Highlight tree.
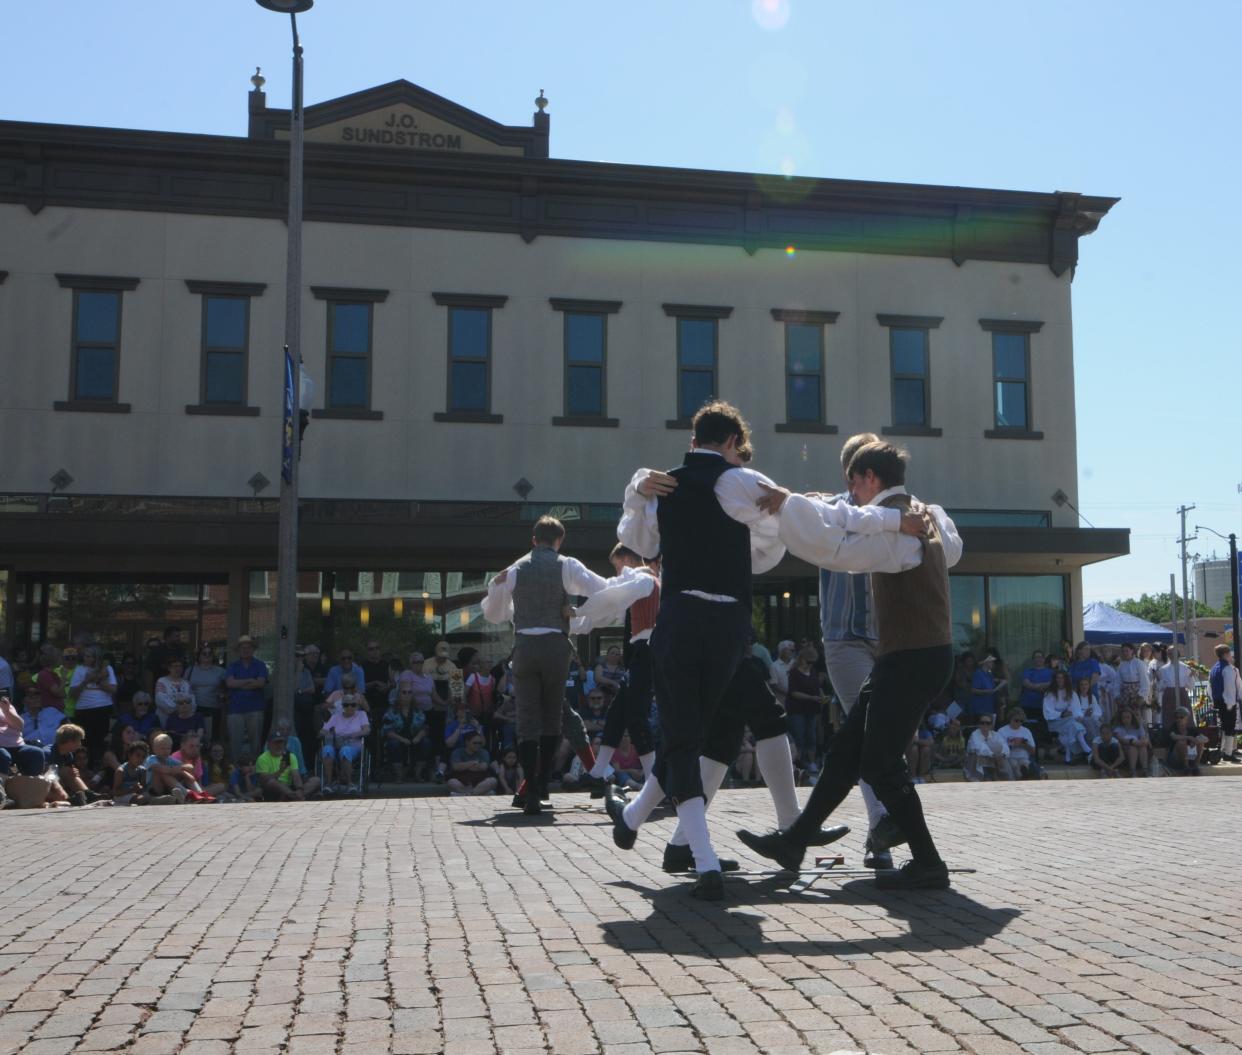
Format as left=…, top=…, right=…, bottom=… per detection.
left=1113, top=592, right=1235, bottom=624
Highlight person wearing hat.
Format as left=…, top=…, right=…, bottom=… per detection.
left=254, top=729, right=319, bottom=800
left=969, top=652, right=1007, bottom=722
left=225, top=635, right=268, bottom=763
left=55, top=646, right=80, bottom=719
left=482, top=515, right=609, bottom=816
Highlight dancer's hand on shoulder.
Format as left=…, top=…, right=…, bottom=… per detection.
left=899, top=512, right=928, bottom=537
left=637, top=470, right=677, bottom=497
left=755, top=482, right=790, bottom=514
left=492, top=569, right=508, bottom=586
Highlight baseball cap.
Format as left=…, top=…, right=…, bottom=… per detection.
left=237, top=634, right=254, bottom=645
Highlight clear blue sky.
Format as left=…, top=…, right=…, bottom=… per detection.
left=5, top=0, right=1238, bottom=606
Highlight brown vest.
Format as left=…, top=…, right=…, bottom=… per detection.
left=870, top=492, right=952, bottom=656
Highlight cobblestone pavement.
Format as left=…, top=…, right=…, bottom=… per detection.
left=4, top=779, right=1241, bottom=1055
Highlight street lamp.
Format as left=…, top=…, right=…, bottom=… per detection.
left=256, top=0, right=312, bottom=729
left=1196, top=524, right=1240, bottom=656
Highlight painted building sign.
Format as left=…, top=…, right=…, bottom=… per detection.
left=301, top=103, right=524, bottom=156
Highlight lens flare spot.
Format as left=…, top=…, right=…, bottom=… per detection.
left=785, top=244, right=797, bottom=257
left=752, top=0, right=791, bottom=30
left=780, top=157, right=796, bottom=177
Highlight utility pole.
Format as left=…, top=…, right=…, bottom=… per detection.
left=1177, top=505, right=1196, bottom=665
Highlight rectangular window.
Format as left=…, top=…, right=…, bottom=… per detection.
left=202, top=296, right=249, bottom=404
left=432, top=292, right=508, bottom=422
left=72, top=291, right=121, bottom=401
left=327, top=301, right=373, bottom=410
left=992, top=332, right=1030, bottom=429
left=785, top=323, right=823, bottom=423
left=677, top=319, right=716, bottom=420
left=877, top=314, right=942, bottom=434
left=565, top=312, right=606, bottom=417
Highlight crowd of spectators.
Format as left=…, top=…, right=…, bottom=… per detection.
left=2, top=626, right=1235, bottom=809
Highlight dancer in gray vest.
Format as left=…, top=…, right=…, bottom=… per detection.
left=483, top=516, right=608, bottom=815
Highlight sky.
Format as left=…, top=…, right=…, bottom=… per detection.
left=4, top=0, right=1239, bottom=606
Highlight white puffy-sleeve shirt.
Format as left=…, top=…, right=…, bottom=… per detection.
left=778, top=486, right=963, bottom=574
left=569, top=566, right=657, bottom=635
left=481, top=554, right=609, bottom=629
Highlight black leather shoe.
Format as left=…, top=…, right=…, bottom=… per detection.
left=689, top=870, right=724, bottom=901
left=605, top=785, right=637, bottom=850
left=805, top=824, right=851, bottom=846
left=737, top=829, right=806, bottom=872
left=661, top=843, right=739, bottom=873
left=511, top=794, right=523, bottom=809
left=863, top=833, right=893, bottom=870
left=874, top=859, right=950, bottom=890
left=868, top=815, right=908, bottom=852
left=523, top=797, right=542, bottom=816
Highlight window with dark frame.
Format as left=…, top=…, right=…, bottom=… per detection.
left=54, top=274, right=139, bottom=411
left=662, top=304, right=731, bottom=426
left=549, top=297, right=622, bottom=426
left=770, top=308, right=839, bottom=431
left=980, top=318, right=1043, bottom=438
left=326, top=302, right=372, bottom=410
left=185, top=280, right=265, bottom=414
left=432, top=292, right=508, bottom=423
left=877, top=313, right=943, bottom=435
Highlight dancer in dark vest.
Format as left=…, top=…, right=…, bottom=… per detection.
left=738, top=441, right=964, bottom=889
left=482, top=516, right=607, bottom=815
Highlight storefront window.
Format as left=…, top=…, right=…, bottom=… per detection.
left=989, top=575, right=1066, bottom=683
left=950, top=576, right=986, bottom=657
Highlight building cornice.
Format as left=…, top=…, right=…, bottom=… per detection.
left=0, top=119, right=1118, bottom=274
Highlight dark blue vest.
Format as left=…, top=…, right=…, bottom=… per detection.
left=656, top=452, right=751, bottom=600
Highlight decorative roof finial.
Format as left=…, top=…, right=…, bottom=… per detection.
left=251, top=66, right=266, bottom=91
left=534, top=89, right=548, bottom=112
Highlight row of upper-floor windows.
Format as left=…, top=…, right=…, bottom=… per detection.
left=36, top=276, right=1046, bottom=437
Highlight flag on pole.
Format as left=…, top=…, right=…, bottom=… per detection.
left=281, top=347, right=295, bottom=484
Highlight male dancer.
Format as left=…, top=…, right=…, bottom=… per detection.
left=739, top=441, right=964, bottom=889
left=482, top=515, right=607, bottom=815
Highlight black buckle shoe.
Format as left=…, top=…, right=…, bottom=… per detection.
left=689, top=870, right=724, bottom=901
left=863, top=833, right=894, bottom=870
left=737, top=829, right=806, bottom=872
left=805, top=824, right=851, bottom=846
left=661, top=843, right=739, bottom=873
left=874, top=859, right=950, bottom=890
left=605, top=785, right=637, bottom=850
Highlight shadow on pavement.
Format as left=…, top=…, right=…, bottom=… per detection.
left=600, top=877, right=1021, bottom=957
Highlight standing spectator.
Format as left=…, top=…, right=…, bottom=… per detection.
left=225, top=635, right=268, bottom=763
left=255, top=731, right=319, bottom=800
left=321, top=696, right=370, bottom=793
left=113, top=653, right=141, bottom=714
left=1097, top=652, right=1120, bottom=723
left=68, top=645, right=117, bottom=765
left=447, top=732, right=496, bottom=796
left=55, top=647, right=81, bottom=718
left=1069, top=641, right=1102, bottom=704
left=1114, top=705, right=1152, bottom=777
left=951, top=652, right=977, bottom=716
left=20, top=688, right=63, bottom=747
left=164, top=697, right=206, bottom=750
left=785, top=645, right=824, bottom=776
left=999, top=708, right=1039, bottom=779
left=1137, top=643, right=1157, bottom=726
left=188, top=644, right=226, bottom=745
left=1165, top=707, right=1207, bottom=774
left=323, top=648, right=365, bottom=698
left=1090, top=722, right=1125, bottom=778
left=769, top=640, right=795, bottom=711
left=1044, top=669, right=1092, bottom=762
left=750, top=629, right=774, bottom=675
left=34, top=648, right=66, bottom=718
left=359, top=640, right=391, bottom=717
left=382, top=686, right=430, bottom=781
left=398, top=651, right=434, bottom=709
left=594, top=645, right=626, bottom=696
left=1209, top=643, right=1241, bottom=763
left=464, top=655, right=497, bottom=723
left=145, top=626, right=187, bottom=694
left=1018, top=651, right=1053, bottom=718
left=969, top=653, right=1006, bottom=721
left=964, top=715, right=1010, bottom=780
left=154, top=657, right=193, bottom=728
left=0, top=694, right=50, bottom=780
left=1116, top=643, right=1146, bottom=715
left=293, top=645, right=323, bottom=753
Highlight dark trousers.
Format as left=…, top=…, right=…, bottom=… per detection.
left=512, top=634, right=573, bottom=740
left=650, top=594, right=750, bottom=803
left=600, top=639, right=655, bottom=755
left=703, top=655, right=788, bottom=765
left=1217, top=702, right=1238, bottom=736
left=77, top=707, right=113, bottom=767
left=293, top=694, right=320, bottom=757
left=788, top=645, right=954, bottom=861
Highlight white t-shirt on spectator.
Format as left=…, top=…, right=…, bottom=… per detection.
left=966, top=728, right=1008, bottom=759
left=70, top=665, right=117, bottom=711
left=1157, top=661, right=1194, bottom=691
left=1000, top=724, right=1035, bottom=763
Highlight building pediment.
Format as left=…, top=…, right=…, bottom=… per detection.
left=249, top=78, right=548, bottom=158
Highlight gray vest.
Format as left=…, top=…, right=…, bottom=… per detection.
left=512, top=546, right=569, bottom=633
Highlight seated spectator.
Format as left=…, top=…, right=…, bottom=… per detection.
left=101, top=722, right=141, bottom=787
left=270, top=718, right=309, bottom=780
left=323, top=672, right=370, bottom=719
left=51, top=724, right=92, bottom=806
left=444, top=704, right=482, bottom=755
left=171, top=732, right=213, bottom=801
left=1165, top=707, right=1208, bottom=776
left=112, top=742, right=150, bottom=805
left=126, top=693, right=160, bottom=741
left=229, top=755, right=263, bottom=802
left=905, top=721, right=934, bottom=784
left=0, top=693, right=54, bottom=782
left=610, top=733, right=644, bottom=791
left=21, top=687, right=64, bottom=747
left=1114, top=705, right=1152, bottom=777
left=3, top=745, right=69, bottom=809
left=1076, top=676, right=1103, bottom=741
left=1044, top=669, right=1092, bottom=762
left=492, top=673, right=517, bottom=751
left=1090, top=722, right=1125, bottom=778
left=154, top=658, right=194, bottom=728
left=146, top=732, right=198, bottom=803
left=594, top=645, right=626, bottom=696
left=581, top=688, right=609, bottom=737
left=999, top=708, right=1040, bottom=779
left=447, top=732, right=497, bottom=796
left=164, top=696, right=207, bottom=750
left=382, top=687, right=430, bottom=781
left=491, top=747, right=522, bottom=798
left=934, top=716, right=966, bottom=770
left=74, top=745, right=109, bottom=798
left=321, top=696, right=370, bottom=793
left=965, top=715, right=1010, bottom=781
left=203, top=741, right=233, bottom=800
left=733, top=727, right=757, bottom=786
left=256, top=731, right=319, bottom=800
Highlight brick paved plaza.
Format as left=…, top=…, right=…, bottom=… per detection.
left=4, top=780, right=1241, bottom=1055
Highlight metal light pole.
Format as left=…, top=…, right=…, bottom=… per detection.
left=1196, top=524, right=1241, bottom=661
left=257, top=0, right=313, bottom=729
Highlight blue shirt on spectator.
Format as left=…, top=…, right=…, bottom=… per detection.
left=226, top=658, right=269, bottom=715
left=323, top=663, right=364, bottom=697
left=1019, top=666, right=1054, bottom=710
left=22, top=707, right=63, bottom=746
left=1069, top=657, right=1102, bottom=698
left=969, top=669, right=999, bottom=716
